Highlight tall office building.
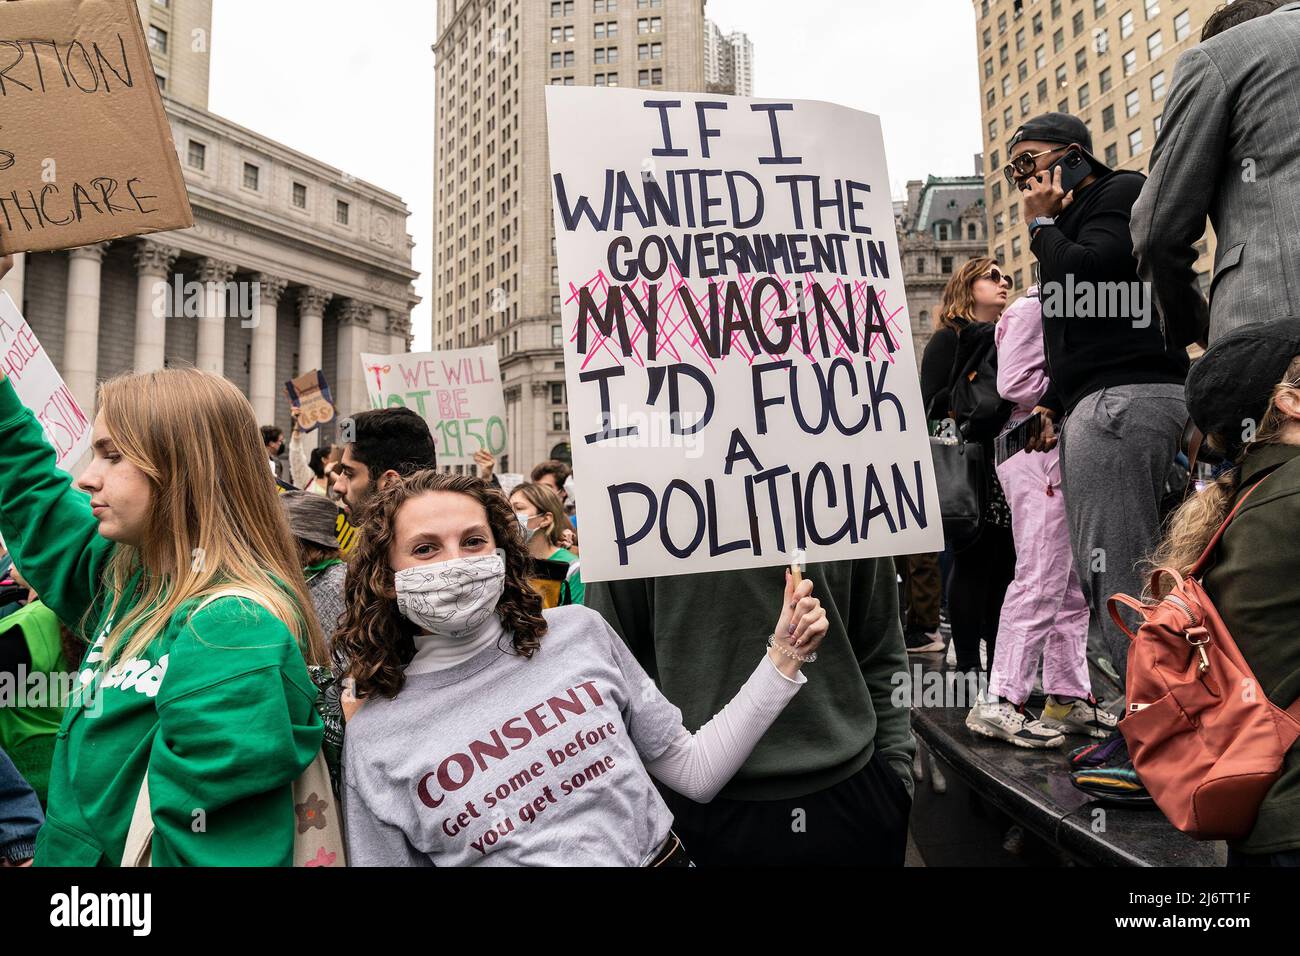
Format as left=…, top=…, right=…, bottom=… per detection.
left=0, top=0, right=419, bottom=451
left=973, top=0, right=1219, bottom=293
left=704, top=17, right=753, bottom=95
left=433, top=0, right=708, bottom=474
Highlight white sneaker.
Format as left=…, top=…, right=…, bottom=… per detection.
left=965, top=699, right=1065, bottom=749
left=1039, top=696, right=1119, bottom=738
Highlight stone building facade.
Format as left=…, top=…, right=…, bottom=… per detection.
left=433, top=0, right=710, bottom=475
left=896, top=173, right=989, bottom=363
left=0, top=0, right=419, bottom=458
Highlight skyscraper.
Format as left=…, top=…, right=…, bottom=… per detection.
left=432, top=0, right=709, bottom=473
left=973, top=0, right=1219, bottom=294
left=704, top=17, right=753, bottom=95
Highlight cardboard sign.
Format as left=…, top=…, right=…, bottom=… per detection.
left=0, top=0, right=195, bottom=255
left=546, top=87, right=942, bottom=582
left=286, top=369, right=335, bottom=431
left=360, top=346, right=508, bottom=468
left=0, top=291, right=92, bottom=470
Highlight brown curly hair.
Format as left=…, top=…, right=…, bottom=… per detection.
left=333, top=471, right=547, bottom=700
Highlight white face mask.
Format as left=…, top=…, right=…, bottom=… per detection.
left=394, top=552, right=506, bottom=637
left=516, top=512, right=539, bottom=541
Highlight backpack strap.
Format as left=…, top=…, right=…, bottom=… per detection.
left=1188, top=469, right=1276, bottom=578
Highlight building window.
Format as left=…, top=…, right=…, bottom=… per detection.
left=1144, top=0, right=1160, bottom=20
left=1105, top=142, right=1119, bottom=166
left=993, top=181, right=1002, bottom=202
left=552, top=412, right=569, bottom=432
left=336, top=200, right=350, bottom=225
left=1072, top=10, right=1084, bottom=37
left=1002, top=75, right=1012, bottom=96
left=1033, top=12, right=1043, bottom=34
left=154, top=72, right=166, bottom=91
left=998, top=11, right=1008, bottom=33
left=1017, top=60, right=1028, bottom=82
left=1123, top=49, right=1137, bottom=76
left=1037, top=78, right=1048, bottom=102
left=1004, top=106, right=1014, bottom=128
left=989, top=118, right=997, bottom=140
left=1055, top=64, right=1068, bottom=89
left=984, top=57, right=994, bottom=79
left=1077, top=82, right=1090, bottom=110
left=1020, top=92, right=1031, bottom=116
left=1034, top=44, right=1046, bottom=69
left=551, top=324, right=563, bottom=347
left=987, top=88, right=996, bottom=108
left=1075, top=48, right=1087, bottom=74
left=550, top=1, right=574, bottom=15
left=1051, top=0, right=1061, bottom=18
left=1053, top=27, right=1064, bottom=53
left=1147, top=30, right=1163, bottom=59
left=935, top=222, right=951, bottom=241
left=984, top=27, right=992, bottom=48
left=1126, top=88, right=1141, bottom=117
left=594, top=0, right=618, bottom=11
left=637, top=16, right=662, bottom=33
left=941, top=256, right=954, bottom=274
left=999, top=43, right=1009, bottom=65
left=1174, top=9, right=1192, bottom=42
left=1154, top=113, right=1164, bottom=137
left=551, top=383, right=565, bottom=405
left=186, top=140, right=206, bottom=170
left=916, top=257, right=926, bottom=273
left=242, top=162, right=260, bottom=191
left=292, top=182, right=307, bottom=208
left=638, top=68, right=662, bottom=86
left=638, top=42, right=662, bottom=59
left=1016, top=27, right=1026, bottom=51
left=1012, top=235, right=1023, bottom=257
left=1094, top=0, right=1106, bottom=14
left=994, top=213, right=1004, bottom=235
left=968, top=223, right=978, bottom=240
left=1102, top=104, right=1115, bottom=131
left=636, top=0, right=662, bottom=6
left=1099, top=66, right=1113, bottom=94
left=1009, top=202, right=1019, bottom=225
left=551, top=295, right=562, bottom=313
left=147, top=25, right=168, bottom=53
left=1129, top=128, right=1144, bottom=156
left=1151, top=70, right=1166, bottom=101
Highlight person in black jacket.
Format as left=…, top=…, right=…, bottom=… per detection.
left=920, top=257, right=1018, bottom=684
left=1005, top=113, right=1188, bottom=694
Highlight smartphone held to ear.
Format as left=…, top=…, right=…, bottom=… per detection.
left=1023, top=146, right=1093, bottom=194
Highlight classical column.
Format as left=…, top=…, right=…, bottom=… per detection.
left=385, top=310, right=413, bottom=355
left=297, top=287, right=332, bottom=375
left=0, top=252, right=25, bottom=307
left=335, top=299, right=371, bottom=420
left=249, top=274, right=288, bottom=424
left=530, top=380, right=551, bottom=474
left=132, top=241, right=178, bottom=373
left=196, top=258, right=236, bottom=375
left=63, top=243, right=110, bottom=415
left=503, top=383, right=522, bottom=473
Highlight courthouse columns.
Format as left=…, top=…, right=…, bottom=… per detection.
left=132, top=241, right=179, bottom=373
left=297, top=287, right=332, bottom=375
left=385, top=310, right=413, bottom=356
left=249, top=274, right=288, bottom=424
left=335, top=299, right=371, bottom=421
left=196, top=258, right=236, bottom=375
left=63, top=243, right=110, bottom=415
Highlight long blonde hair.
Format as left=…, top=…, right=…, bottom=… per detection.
left=1147, top=355, right=1300, bottom=596
left=935, top=256, right=999, bottom=331
left=510, top=481, right=576, bottom=550
left=91, top=368, right=326, bottom=667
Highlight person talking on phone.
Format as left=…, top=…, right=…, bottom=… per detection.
left=1006, top=113, right=1188, bottom=696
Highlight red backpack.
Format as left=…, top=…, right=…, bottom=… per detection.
left=1108, top=475, right=1300, bottom=840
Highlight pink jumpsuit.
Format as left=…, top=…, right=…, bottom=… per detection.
left=988, top=288, right=1093, bottom=705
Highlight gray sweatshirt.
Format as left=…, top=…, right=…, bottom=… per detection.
left=342, top=604, right=799, bottom=866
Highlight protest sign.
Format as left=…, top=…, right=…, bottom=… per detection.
left=360, top=346, right=508, bottom=468
left=0, top=0, right=195, bottom=255
left=285, top=369, right=335, bottom=431
left=546, top=87, right=942, bottom=582
left=0, top=291, right=92, bottom=471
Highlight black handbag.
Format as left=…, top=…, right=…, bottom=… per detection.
left=929, top=436, right=986, bottom=553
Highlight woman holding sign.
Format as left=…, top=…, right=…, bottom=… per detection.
left=335, top=472, right=826, bottom=866
left=0, top=272, right=329, bottom=865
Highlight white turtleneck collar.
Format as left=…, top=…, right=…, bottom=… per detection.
left=405, top=612, right=506, bottom=675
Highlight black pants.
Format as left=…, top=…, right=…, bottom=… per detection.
left=948, top=523, right=1016, bottom=674
left=660, top=753, right=911, bottom=866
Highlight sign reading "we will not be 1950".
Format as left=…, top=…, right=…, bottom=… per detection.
left=546, top=87, right=942, bottom=583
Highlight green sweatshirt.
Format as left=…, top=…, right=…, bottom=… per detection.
left=0, top=599, right=68, bottom=804
left=0, top=377, right=323, bottom=867
left=584, top=559, right=915, bottom=801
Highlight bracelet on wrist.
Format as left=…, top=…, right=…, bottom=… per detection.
left=767, top=633, right=816, bottom=664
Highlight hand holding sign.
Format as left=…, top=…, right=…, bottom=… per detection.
left=767, top=571, right=827, bottom=678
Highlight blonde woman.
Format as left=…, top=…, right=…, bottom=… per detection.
left=0, top=352, right=326, bottom=866
left=509, top=481, right=582, bottom=605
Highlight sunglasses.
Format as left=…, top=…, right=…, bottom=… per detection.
left=1002, top=145, right=1068, bottom=187
left=981, top=266, right=1013, bottom=289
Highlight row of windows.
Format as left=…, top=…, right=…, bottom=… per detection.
left=550, top=0, right=661, bottom=13
left=548, top=41, right=661, bottom=67
left=556, top=69, right=659, bottom=86
left=185, top=140, right=351, bottom=225
left=987, top=65, right=1166, bottom=142
left=552, top=16, right=660, bottom=42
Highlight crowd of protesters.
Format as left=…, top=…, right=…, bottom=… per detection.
left=1, top=1, right=1299, bottom=869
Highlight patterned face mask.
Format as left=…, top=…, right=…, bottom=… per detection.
left=393, top=552, right=506, bottom=637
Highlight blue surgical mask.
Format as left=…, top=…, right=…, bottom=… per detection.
left=516, top=512, right=538, bottom=541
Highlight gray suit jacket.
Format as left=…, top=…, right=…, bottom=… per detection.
left=1131, top=2, right=1300, bottom=347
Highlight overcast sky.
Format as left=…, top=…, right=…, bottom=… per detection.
left=208, top=1, right=983, bottom=350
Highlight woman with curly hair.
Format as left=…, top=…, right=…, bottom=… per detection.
left=336, top=471, right=828, bottom=866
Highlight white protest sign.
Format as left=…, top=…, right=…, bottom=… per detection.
left=359, top=346, right=508, bottom=468
left=546, top=87, right=943, bottom=582
left=0, top=291, right=93, bottom=471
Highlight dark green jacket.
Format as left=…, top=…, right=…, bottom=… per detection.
left=1204, top=444, right=1300, bottom=854
left=585, top=559, right=915, bottom=801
